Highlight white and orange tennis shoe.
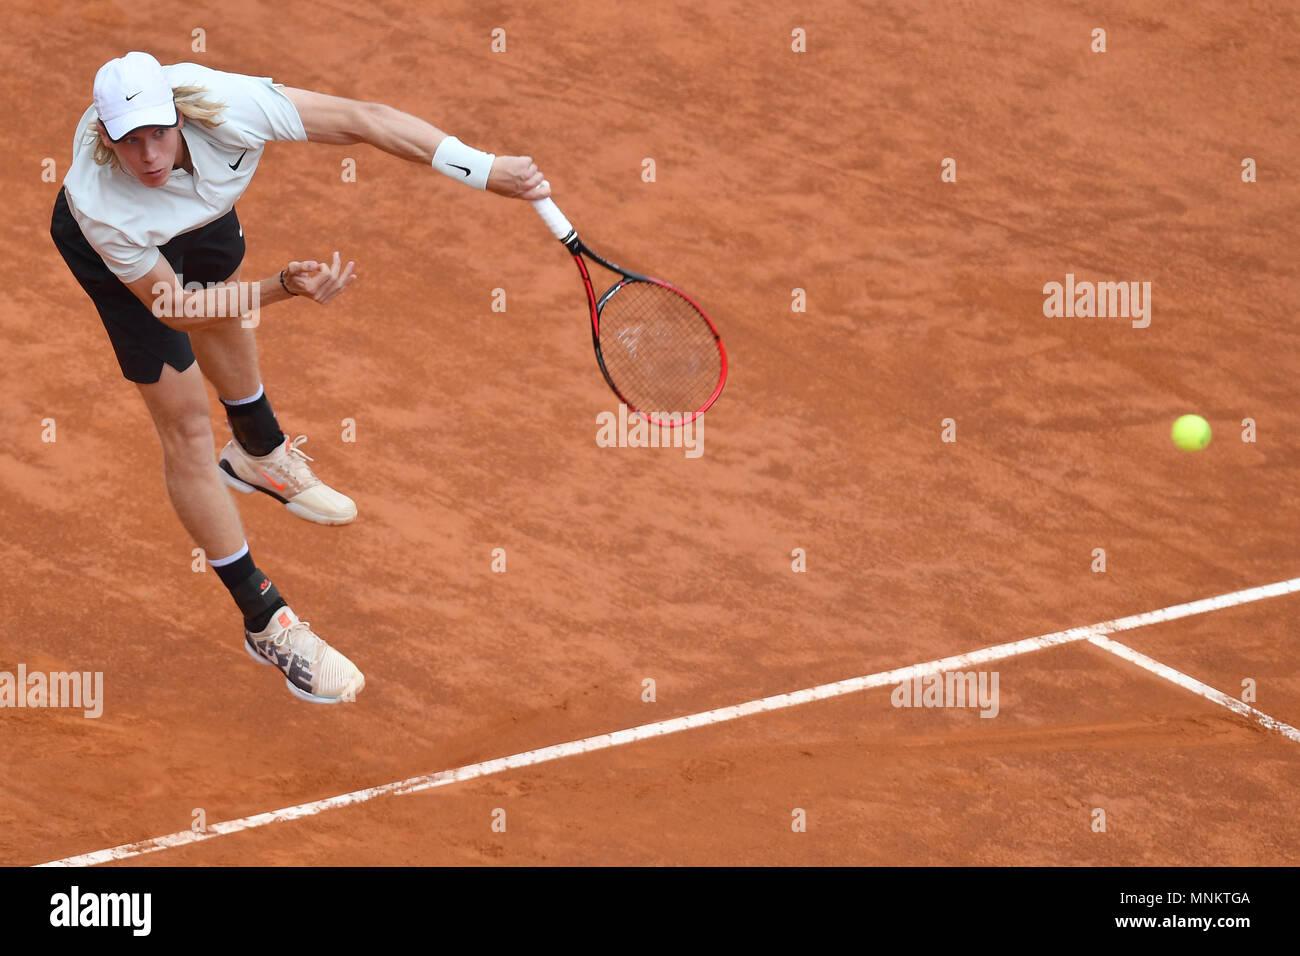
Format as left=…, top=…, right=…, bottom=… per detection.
left=218, top=434, right=357, bottom=525
left=245, top=606, right=365, bottom=704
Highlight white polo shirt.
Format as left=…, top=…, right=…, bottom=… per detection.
left=62, top=62, right=307, bottom=282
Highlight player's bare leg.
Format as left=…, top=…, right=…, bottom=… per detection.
left=134, top=353, right=363, bottom=703
left=192, top=265, right=357, bottom=525
left=188, top=266, right=261, bottom=401
left=136, top=360, right=245, bottom=557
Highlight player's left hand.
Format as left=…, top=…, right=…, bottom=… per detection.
left=488, top=155, right=550, bottom=200
left=285, top=251, right=357, bottom=304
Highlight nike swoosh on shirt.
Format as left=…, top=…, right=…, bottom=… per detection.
left=229, top=149, right=249, bottom=171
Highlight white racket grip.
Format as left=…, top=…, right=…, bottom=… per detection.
left=531, top=195, right=574, bottom=242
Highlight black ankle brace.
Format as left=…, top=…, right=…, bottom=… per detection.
left=222, top=392, right=286, bottom=457
left=230, top=568, right=285, bottom=624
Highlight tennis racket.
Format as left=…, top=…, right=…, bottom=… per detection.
left=532, top=196, right=727, bottom=427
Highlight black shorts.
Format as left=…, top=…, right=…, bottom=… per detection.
left=50, top=186, right=246, bottom=384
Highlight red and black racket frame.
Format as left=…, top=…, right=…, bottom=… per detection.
left=556, top=229, right=728, bottom=428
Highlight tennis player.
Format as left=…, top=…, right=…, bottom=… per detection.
left=50, top=51, right=549, bottom=703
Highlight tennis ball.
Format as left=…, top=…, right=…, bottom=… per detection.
left=1171, top=414, right=1211, bottom=451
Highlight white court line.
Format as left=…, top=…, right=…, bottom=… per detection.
left=35, top=575, right=1300, bottom=867
left=1087, top=635, right=1300, bottom=742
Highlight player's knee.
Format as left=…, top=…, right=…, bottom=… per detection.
left=156, top=411, right=215, bottom=467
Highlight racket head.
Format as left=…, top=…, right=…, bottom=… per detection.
left=589, top=274, right=727, bottom=428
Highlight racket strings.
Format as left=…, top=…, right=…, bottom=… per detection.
left=596, top=280, right=721, bottom=420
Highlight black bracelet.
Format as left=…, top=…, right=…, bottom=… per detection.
left=279, top=269, right=297, bottom=296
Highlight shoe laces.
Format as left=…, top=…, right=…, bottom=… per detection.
left=279, top=434, right=320, bottom=488
left=269, top=618, right=325, bottom=664
left=288, top=434, right=315, bottom=462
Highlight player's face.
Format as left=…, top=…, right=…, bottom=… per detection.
left=102, top=116, right=185, bottom=188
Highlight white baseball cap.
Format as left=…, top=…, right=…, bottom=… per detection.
left=93, top=51, right=178, bottom=141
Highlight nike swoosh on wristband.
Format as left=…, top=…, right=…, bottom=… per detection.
left=449, top=163, right=471, bottom=177
left=229, top=149, right=249, bottom=171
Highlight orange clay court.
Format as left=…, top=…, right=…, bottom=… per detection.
left=2, top=0, right=1299, bottom=866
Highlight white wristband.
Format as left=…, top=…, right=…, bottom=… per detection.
left=432, top=136, right=495, bottom=190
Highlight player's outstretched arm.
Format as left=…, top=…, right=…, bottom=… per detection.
left=122, top=251, right=357, bottom=331
left=279, top=87, right=550, bottom=201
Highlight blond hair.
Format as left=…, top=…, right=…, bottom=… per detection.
left=85, top=85, right=227, bottom=169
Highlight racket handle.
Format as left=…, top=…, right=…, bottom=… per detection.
left=531, top=194, right=575, bottom=243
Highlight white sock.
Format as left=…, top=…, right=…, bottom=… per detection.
left=221, top=383, right=264, bottom=406
left=210, top=542, right=250, bottom=566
